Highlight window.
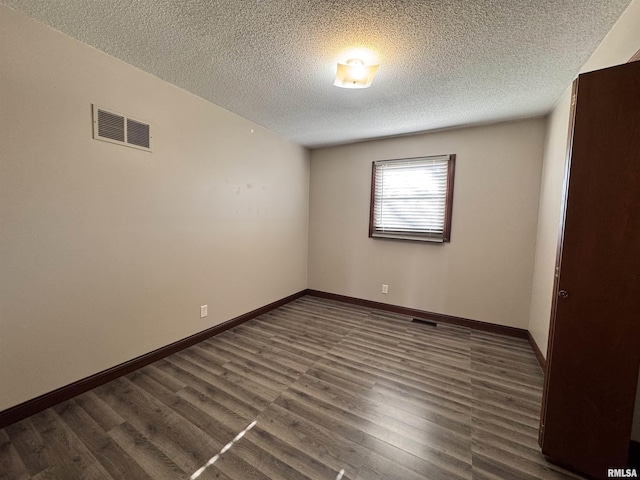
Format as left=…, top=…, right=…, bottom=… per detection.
left=369, top=154, right=456, bottom=243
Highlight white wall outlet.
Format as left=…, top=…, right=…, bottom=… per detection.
left=200, top=305, right=208, bottom=318
left=382, top=284, right=389, bottom=294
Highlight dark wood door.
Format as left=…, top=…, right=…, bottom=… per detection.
left=540, top=60, right=640, bottom=479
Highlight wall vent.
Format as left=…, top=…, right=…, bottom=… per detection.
left=92, top=105, right=151, bottom=152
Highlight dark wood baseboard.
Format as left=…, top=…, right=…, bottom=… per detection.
left=0, top=289, right=542, bottom=429
left=306, top=289, right=529, bottom=339
left=0, top=290, right=306, bottom=430
left=527, top=331, right=546, bottom=371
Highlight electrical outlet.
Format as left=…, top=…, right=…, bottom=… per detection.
left=200, top=305, right=208, bottom=318
left=382, top=284, right=389, bottom=294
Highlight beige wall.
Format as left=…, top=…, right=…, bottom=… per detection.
left=309, top=119, right=546, bottom=329
left=527, top=0, right=640, bottom=358
left=0, top=7, right=309, bottom=411
left=527, top=90, right=572, bottom=356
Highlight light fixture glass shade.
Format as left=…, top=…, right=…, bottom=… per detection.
left=334, top=59, right=379, bottom=89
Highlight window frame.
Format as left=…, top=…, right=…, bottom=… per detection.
left=368, top=154, right=456, bottom=243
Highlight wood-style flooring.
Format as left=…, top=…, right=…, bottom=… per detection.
left=0, top=296, right=584, bottom=479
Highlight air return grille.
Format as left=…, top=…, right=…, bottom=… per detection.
left=97, top=109, right=125, bottom=142
left=92, top=105, right=151, bottom=152
left=126, top=119, right=150, bottom=148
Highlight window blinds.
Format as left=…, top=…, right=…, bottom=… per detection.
left=371, top=155, right=453, bottom=242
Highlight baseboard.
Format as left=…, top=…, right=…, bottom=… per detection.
left=306, top=289, right=529, bottom=339
left=527, top=331, right=546, bottom=371
left=0, top=290, right=306, bottom=430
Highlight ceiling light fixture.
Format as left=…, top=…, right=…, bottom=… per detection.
left=334, top=58, right=379, bottom=89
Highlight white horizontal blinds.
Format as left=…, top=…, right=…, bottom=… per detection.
left=373, top=155, right=450, bottom=242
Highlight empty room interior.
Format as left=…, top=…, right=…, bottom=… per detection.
left=2, top=1, right=640, bottom=479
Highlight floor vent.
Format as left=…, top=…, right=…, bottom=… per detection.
left=92, top=105, right=151, bottom=152
left=412, top=318, right=437, bottom=327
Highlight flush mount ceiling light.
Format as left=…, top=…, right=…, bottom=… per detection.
left=334, top=58, right=379, bottom=89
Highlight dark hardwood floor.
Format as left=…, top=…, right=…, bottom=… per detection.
left=0, top=296, right=584, bottom=479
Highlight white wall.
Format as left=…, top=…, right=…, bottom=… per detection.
left=527, top=0, right=640, bottom=358
left=0, top=6, right=309, bottom=411
left=309, top=119, right=546, bottom=329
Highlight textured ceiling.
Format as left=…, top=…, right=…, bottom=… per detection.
left=2, top=0, right=633, bottom=147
